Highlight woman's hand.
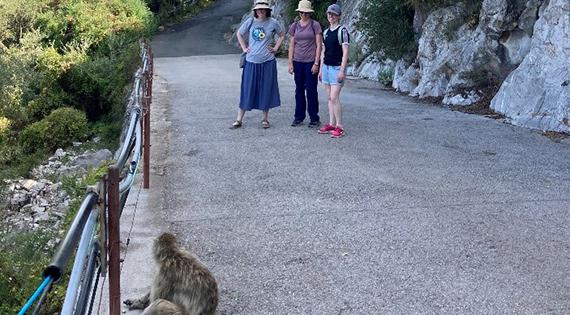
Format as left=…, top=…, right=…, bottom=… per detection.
left=337, top=69, right=346, bottom=83
left=268, top=45, right=279, bottom=54
left=288, top=62, right=294, bottom=75
left=242, top=46, right=250, bottom=53
left=311, top=64, right=319, bottom=75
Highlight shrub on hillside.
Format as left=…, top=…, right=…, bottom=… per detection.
left=65, top=46, right=136, bottom=121
left=44, top=107, right=89, bottom=152
left=0, top=117, right=10, bottom=142
left=38, top=0, right=153, bottom=50
left=358, top=0, right=416, bottom=61
left=19, top=121, right=48, bottom=154
left=19, top=107, right=88, bottom=154
left=0, top=31, right=45, bottom=130
left=358, top=0, right=483, bottom=61
left=0, top=0, right=47, bottom=47
left=0, top=230, right=61, bottom=315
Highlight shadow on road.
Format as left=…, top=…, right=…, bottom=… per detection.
left=152, top=0, right=251, bottom=57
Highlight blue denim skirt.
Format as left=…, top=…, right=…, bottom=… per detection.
left=239, top=59, right=281, bottom=111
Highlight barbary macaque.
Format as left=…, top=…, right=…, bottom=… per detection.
left=124, top=233, right=218, bottom=315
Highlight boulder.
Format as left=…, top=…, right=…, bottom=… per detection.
left=392, top=59, right=418, bottom=93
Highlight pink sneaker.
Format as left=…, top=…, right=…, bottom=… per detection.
left=318, top=123, right=335, bottom=134
left=330, top=127, right=345, bottom=138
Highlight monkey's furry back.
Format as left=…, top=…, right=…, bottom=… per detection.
left=151, top=233, right=218, bottom=315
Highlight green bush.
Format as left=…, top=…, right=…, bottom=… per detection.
left=0, top=230, right=59, bottom=315
left=378, top=68, right=394, bottom=86
left=358, top=0, right=483, bottom=61
left=19, top=120, right=49, bottom=154
left=358, top=0, right=416, bottom=61
left=44, top=107, right=89, bottom=151
left=0, top=31, right=44, bottom=129
left=26, top=87, right=70, bottom=122
left=65, top=46, right=136, bottom=121
left=0, top=0, right=48, bottom=47
left=19, top=107, right=88, bottom=154
left=37, top=0, right=153, bottom=50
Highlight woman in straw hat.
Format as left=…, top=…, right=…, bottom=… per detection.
left=230, top=0, right=285, bottom=129
left=288, top=0, right=323, bottom=128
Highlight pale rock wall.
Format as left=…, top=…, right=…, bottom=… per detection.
left=490, top=0, right=570, bottom=132
left=395, top=0, right=545, bottom=106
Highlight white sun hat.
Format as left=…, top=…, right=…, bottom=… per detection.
left=252, top=0, right=272, bottom=11
left=295, top=0, right=314, bottom=13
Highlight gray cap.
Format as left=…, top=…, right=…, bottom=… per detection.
left=327, top=3, right=341, bottom=15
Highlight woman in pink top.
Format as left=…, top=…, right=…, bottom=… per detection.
left=287, top=0, right=323, bottom=128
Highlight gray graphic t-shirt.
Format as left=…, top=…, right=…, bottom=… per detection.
left=239, top=17, right=283, bottom=64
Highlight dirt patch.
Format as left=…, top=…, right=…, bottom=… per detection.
left=542, top=131, right=570, bottom=143
left=450, top=101, right=504, bottom=119
left=450, top=85, right=504, bottom=119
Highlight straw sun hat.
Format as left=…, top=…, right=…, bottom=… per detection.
left=252, top=0, right=272, bottom=11
left=295, top=0, right=314, bottom=13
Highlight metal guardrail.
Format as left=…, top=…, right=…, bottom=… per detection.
left=18, top=39, right=153, bottom=315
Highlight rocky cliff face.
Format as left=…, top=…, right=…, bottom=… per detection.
left=490, top=0, right=570, bottom=133
left=392, top=0, right=545, bottom=105
left=276, top=0, right=568, bottom=133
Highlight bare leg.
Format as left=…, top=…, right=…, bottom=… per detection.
left=236, top=109, right=245, bottom=122
left=324, top=84, right=336, bottom=126
left=330, top=85, right=343, bottom=128
left=262, top=110, right=269, bottom=122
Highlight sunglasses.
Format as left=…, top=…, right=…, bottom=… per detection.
left=299, top=12, right=311, bottom=15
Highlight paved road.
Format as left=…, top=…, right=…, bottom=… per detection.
left=114, top=1, right=570, bottom=314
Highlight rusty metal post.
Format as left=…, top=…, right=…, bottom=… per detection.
left=143, top=44, right=153, bottom=189
left=143, top=78, right=151, bottom=189
left=107, top=166, right=121, bottom=315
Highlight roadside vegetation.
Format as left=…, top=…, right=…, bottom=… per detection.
left=0, top=0, right=213, bottom=313
left=358, top=0, right=482, bottom=61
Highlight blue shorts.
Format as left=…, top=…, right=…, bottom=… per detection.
left=322, top=65, right=344, bottom=86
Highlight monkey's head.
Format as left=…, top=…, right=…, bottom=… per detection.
left=153, top=232, right=178, bottom=260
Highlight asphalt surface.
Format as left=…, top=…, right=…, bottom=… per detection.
left=109, top=1, right=570, bottom=314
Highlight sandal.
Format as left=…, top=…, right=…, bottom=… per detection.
left=261, top=120, right=270, bottom=129
left=229, top=120, right=242, bottom=129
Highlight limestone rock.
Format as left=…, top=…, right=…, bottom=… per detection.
left=1, top=145, right=110, bottom=234
left=392, top=59, right=418, bottom=93
left=73, top=149, right=113, bottom=170
left=490, top=0, right=570, bottom=132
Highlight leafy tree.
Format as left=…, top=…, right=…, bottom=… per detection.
left=358, top=0, right=416, bottom=61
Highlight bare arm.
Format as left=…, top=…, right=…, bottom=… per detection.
left=288, top=36, right=295, bottom=74
left=338, top=44, right=349, bottom=82
left=312, top=33, right=323, bottom=74
left=270, top=31, right=285, bottom=53
left=237, top=31, right=248, bottom=53
left=318, top=41, right=325, bottom=82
